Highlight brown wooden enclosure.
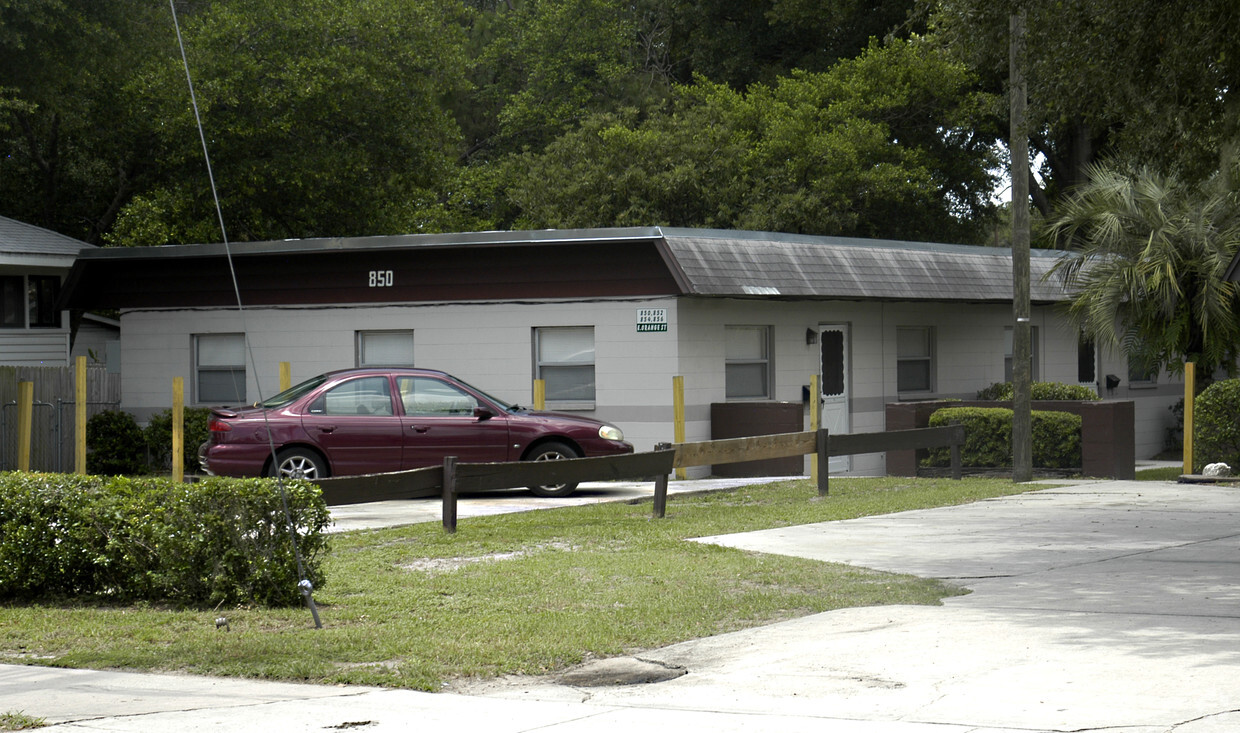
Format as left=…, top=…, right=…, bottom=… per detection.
left=885, top=400, right=1135, bottom=479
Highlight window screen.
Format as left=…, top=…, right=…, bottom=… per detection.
left=535, top=327, right=595, bottom=403
left=195, top=333, right=246, bottom=403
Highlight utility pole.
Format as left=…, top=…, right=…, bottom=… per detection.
left=1010, top=7, right=1032, bottom=482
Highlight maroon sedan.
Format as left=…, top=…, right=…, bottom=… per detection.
left=198, top=368, right=633, bottom=496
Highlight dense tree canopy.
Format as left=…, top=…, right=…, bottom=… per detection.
left=0, top=0, right=1237, bottom=250
left=504, top=39, right=1000, bottom=242
left=107, top=0, right=470, bottom=245
left=0, top=0, right=166, bottom=243
left=926, top=0, right=1240, bottom=215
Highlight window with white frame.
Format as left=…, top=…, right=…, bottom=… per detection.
left=194, top=333, right=246, bottom=404
left=1004, top=326, right=1039, bottom=382
left=725, top=325, right=772, bottom=399
left=897, top=326, right=935, bottom=392
left=1127, top=352, right=1159, bottom=385
left=1078, top=333, right=1096, bottom=384
left=357, top=330, right=414, bottom=367
left=0, top=274, right=60, bottom=328
left=534, top=326, right=595, bottom=405
left=28, top=275, right=60, bottom=328
left=0, top=276, right=21, bottom=328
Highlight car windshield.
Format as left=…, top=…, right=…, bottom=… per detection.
left=453, top=376, right=522, bottom=412
left=258, top=374, right=329, bottom=408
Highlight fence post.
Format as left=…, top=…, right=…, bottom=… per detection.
left=16, top=381, right=33, bottom=472
left=172, top=377, right=185, bottom=482
left=280, top=361, right=292, bottom=393
left=653, top=442, right=671, bottom=518
left=533, top=379, right=545, bottom=410
left=1183, top=362, right=1194, bottom=475
left=949, top=421, right=963, bottom=480
left=442, top=455, right=458, bottom=533
left=75, top=357, right=87, bottom=474
left=817, top=428, right=830, bottom=496
left=672, top=376, right=686, bottom=480
left=809, top=375, right=820, bottom=487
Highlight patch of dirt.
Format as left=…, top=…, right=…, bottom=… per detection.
left=400, top=542, right=576, bottom=574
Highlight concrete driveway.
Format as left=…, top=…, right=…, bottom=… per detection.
left=3, top=478, right=1239, bottom=732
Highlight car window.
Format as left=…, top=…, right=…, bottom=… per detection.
left=397, top=376, right=479, bottom=416
left=308, top=376, right=394, bottom=416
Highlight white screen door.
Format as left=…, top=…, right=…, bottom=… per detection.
left=819, top=324, right=851, bottom=472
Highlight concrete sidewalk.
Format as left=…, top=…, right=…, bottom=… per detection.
left=4, top=478, right=1239, bottom=732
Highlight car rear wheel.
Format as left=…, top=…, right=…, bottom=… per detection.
left=525, top=441, right=579, bottom=497
left=270, top=448, right=328, bottom=480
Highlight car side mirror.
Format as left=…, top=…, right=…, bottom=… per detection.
left=473, top=406, right=495, bottom=421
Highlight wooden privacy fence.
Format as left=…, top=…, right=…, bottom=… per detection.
left=314, top=424, right=966, bottom=531
left=0, top=365, right=122, bottom=472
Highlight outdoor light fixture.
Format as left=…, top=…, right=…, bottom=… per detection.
left=806, top=328, right=818, bottom=345
left=1105, top=374, right=1121, bottom=392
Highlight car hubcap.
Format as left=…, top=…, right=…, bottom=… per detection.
left=280, top=457, right=317, bottom=479
left=534, top=450, right=566, bottom=488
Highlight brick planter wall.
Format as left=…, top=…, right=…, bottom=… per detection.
left=885, top=400, right=1135, bottom=479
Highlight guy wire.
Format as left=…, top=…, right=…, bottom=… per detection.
left=168, top=0, right=322, bottom=628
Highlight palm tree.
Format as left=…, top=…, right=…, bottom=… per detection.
left=1048, top=157, right=1240, bottom=383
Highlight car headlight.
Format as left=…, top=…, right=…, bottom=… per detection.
left=598, top=424, right=624, bottom=441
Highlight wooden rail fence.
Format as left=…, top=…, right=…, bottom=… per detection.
left=313, top=425, right=965, bottom=531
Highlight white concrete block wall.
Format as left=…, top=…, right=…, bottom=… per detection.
left=118, top=296, right=1182, bottom=466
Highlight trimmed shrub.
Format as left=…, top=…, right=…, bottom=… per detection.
left=86, top=410, right=148, bottom=475
left=145, top=407, right=213, bottom=473
left=1193, top=379, right=1240, bottom=472
left=925, top=406, right=1082, bottom=469
left=0, top=473, right=330, bottom=607
left=976, top=381, right=1101, bottom=401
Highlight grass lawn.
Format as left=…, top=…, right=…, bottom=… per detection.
left=1136, top=466, right=1183, bottom=481
left=0, top=477, right=1040, bottom=692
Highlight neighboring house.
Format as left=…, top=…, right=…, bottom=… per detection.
left=0, top=216, right=94, bottom=366
left=69, top=312, right=121, bottom=371
left=59, top=227, right=1181, bottom=474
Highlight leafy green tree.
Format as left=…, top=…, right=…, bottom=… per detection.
left=461, top=0, right=657, bottom=159
left=107, top=0, right=470, bottom=245
left=926, top=0, right=1240, bottom=214
left=505, top=38, right=1000, bottom=241
left=1049, top=158, right=1240, bottom=381
left=0, top=0, right=166, bottom=243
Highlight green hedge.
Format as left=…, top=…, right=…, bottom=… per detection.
left=86, top=410, right=148, bottom=476
left=1193, top=379, right=1240, bottom=472
left=86, top=408, right=213, bottom=476
left=0, top=473, right=330, bottom=607
left=924, top=407, right=1083, bottom=469
left=976, top=381, right=1101, bottom=401
left=145, top=407, right=213, bottom=473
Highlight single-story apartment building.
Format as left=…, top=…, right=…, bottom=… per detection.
left=0, top=215, right=106, bottom=367
left=60, top=227, right=1183, bottom=475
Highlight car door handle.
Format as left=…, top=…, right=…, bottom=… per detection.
left=410, top=425, right=429, bottom=433
left=317, top=425, right=336, bottom=434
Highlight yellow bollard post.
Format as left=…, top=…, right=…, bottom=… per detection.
left=75, top=356, right=87, bottom=474
left=533, top=379, right=546, bottom=410
left=809, top=374, right=820, bottom=484
left=673, top=375, right=686, bottom=480
left=17, top=381, right=33, bottom=472
left=1183, top=362, right=1195, bottom=475
left=172, top=377, right=184, bottom=482
left=279, top=361, right=292, bottom=392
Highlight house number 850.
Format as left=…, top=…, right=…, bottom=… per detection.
left=368, top=270, right=393, bottom=287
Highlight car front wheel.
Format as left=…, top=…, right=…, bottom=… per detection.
left=525, top=441, right=579, bottom=497
left=270, top=448, right=328, bottom=480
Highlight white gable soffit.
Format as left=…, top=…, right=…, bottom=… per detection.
left=657, top=228, right=1075, bottom=303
